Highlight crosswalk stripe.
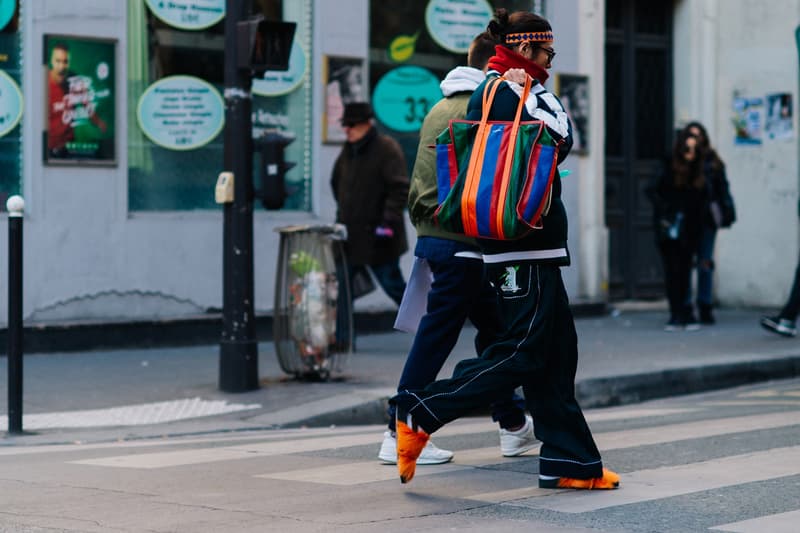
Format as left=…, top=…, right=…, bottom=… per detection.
left=703, top=400, right=800, bottom=407
left=257, top=446, right=506, bottom=486
left=523, top=446, right=800, bottom=513
left=709, top=509, right=800, bottom=533
left=252, top=411, right=800, bottom=486
left=69, top=408, right=798, bottom=471
left=594, top=410, right=800, bottom=450
left=465, top=486, right=549, bottom=503
left=256, top=461, right=474, bottom=485
left=69, top=406, right=688, bottom=469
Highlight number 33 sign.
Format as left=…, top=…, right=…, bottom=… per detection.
left=372, top=66, right=442, bottom=133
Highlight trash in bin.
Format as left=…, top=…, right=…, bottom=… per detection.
left=274, top=224, right=351, bottom=380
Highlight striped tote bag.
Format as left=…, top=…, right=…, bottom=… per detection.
left=434, top=75, right=561, bottom=240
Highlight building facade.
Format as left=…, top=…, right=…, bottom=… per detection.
left=0, top=0, right=797, bottom=327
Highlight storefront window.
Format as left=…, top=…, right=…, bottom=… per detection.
left=369, top=0, right=541, bottom=171
left=0, top=0, right=21, bottom=206
left=127, top=0, right=312, bottom=211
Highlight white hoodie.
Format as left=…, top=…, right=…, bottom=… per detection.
left=439, top=66, right=486, bottom=98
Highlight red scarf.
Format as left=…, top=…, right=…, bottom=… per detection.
left=486, top=45, right=549, bottom=84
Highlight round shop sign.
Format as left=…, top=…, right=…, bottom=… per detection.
left=252, top=41, right=307, bottom=97
left=372, top=66, right=442, bottom=132
left=144, top=0, right=225, bottom=30
left=0, top=0, right=15, bottom=31
left=0, top=70, right=23, bottom=137
left=425, top=0, right=493, bottom=53
left=137, top=75, right=224, bottom=151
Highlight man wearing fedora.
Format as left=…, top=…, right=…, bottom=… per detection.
left=331, top=102, right=409, bottom=329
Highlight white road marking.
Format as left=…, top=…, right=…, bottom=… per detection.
left=253, top=411, right=800, bottom=486
left=68, top=406, right=695, bottom=469
left=69, top=409, right=799, bottom=472
left=710, top=509, right=800, bottom=532
left=0, top=398, right=259, bottom=430
left=524, top=446, right=800, bottom=513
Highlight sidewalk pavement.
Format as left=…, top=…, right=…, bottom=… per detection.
left=1, top=306, right=799, bottom=446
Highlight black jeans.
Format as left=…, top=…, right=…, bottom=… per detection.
left=392, top=264, right=603, bottom=480
left=659, top=240, right=693, bottom=320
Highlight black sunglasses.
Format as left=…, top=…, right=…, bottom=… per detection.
left=536, top=45, right=556, bottom=63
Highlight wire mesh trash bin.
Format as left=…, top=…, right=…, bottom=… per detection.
left=274, top=224, right=352, bottom=380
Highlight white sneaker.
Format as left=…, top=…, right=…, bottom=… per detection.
left=499, top=415, right=537, bottom=457
left=377, top=430, right=454, bottom=465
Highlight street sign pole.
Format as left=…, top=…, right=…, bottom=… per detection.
left=220, top=0, right=258, bottom=392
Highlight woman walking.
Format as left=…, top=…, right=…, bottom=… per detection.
left=391, top=9, right=619, bottom=491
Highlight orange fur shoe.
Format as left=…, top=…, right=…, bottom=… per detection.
left=396, top=415, right=430, bottom=484
left=539, top=468, right=620, bottom=490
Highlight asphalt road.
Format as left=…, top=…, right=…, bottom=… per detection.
left=1, top=377, right=798, bottom=532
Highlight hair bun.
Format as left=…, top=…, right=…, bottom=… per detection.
left=487, top=19, right=503, bottom=37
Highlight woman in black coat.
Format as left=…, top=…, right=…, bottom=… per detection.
left=649, top=129, right=707, bottom=331
left=683, top=122, right=735, bottom=324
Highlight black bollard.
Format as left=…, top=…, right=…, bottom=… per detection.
left=6, top=195, right=24, bottom=434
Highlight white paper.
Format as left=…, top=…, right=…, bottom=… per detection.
left=393, top=257, right=433, bottom=334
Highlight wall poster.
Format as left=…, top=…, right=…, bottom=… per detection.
left=323, top=55, right=366, bottom=143
left=556, top=73, right=590, bottom=155
left=44, top=35, right=116, bottom=165
left=765, top=92, right=793, bottom=141
left=732, top=95, right=763, bottom=145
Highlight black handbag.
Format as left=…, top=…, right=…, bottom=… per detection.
left=707, top=170, right=736, bottom=228
left=719, top=192, right=736, bottom=227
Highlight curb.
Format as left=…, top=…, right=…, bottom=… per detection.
left=576, top=355, right=800, bottom=408
left=279, top=355, right=800, bottom=429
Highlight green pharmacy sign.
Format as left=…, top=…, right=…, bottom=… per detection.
left=372, top=66, right=442, bottom=132
left=425, top=0, right=493, bottom=53
left=145, top=0, right=225, bottom=30
left=137, top=75, right=224, bottom=150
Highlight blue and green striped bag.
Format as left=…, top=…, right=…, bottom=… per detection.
left=434, top=75, right=561, bottom=240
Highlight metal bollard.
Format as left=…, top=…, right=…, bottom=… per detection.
left=6, top=195, right=24, bottom=434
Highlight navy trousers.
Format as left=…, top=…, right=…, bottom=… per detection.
left=388, top=237, right=525, bottom=432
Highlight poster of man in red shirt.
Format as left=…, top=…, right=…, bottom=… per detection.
left=45, top=36, right=115, bottom=164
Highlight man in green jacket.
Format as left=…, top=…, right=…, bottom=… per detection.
left=378, top=32, right=534, bottom=465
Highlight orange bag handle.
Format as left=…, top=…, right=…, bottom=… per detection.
left=494, top=75, right=532, bottom=239
left=461, top=76, right=503, bottom=236
left=461, top=75, right=533, bottom=238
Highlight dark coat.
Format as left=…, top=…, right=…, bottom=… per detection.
left=331, top=127, right=409, bottom=266
left=647, top=157, right=705, bottom=251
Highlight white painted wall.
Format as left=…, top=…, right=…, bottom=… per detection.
left=674, top=0, right=800, bottom=306
left=23, top=0, right=786, bottom=327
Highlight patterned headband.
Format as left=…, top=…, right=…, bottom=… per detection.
left=505, top=31, right=554, bottom=44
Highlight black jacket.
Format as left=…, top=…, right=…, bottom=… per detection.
left=465, top=73, right=574, bottom=263
left=647, top=158, right=705, bottom=250
left=331, top=127, right=409, bottom=266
